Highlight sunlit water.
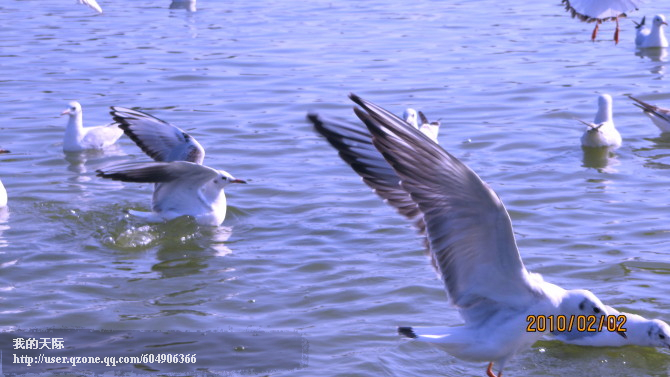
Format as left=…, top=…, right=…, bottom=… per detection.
left=0, top=0, right=669, bottom=376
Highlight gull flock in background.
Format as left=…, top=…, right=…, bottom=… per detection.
left=561, top=0, right=668, bottom=46
left=308, top=95, right=659, bottom=377
left=75, top=0, right=198, bottom=13
left=0, top=1, right=667, bottom=376
left=96, top=107, right=245, bottom=226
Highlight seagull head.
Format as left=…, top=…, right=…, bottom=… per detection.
left=61, top=101, right=82, bottom=117
left=402, top=108, right=419, bottom=129
left=653, top=14, right=668, bottom=28
left=647, top=319, right=670, bottom=349
left=215, top=170, right=246, bottom=187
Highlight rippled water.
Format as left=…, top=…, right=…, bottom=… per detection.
left=1, top=0, right=670, bottom=376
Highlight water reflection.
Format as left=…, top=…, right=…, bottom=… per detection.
left=635, top=134, right=670, bottom=170
left=581, top=146, right=619, bottom=173
left=635, top=48, right=668, bottom=76
left=63, top=146, right=124, bottom=175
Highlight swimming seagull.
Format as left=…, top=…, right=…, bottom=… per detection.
left=561, top=0, right=644, bottom=43
left=403, top=108, right=441, bottom=144
left=553, top=306, right=670, bottom=348
left=635, top=14, right=669, bottom=48
left=629, top=95, right=670, bottom=132
left=61, top=102, right=123, bottom=152
left=169, top=0, right=197, bottom=12
left=0, top=149, right=7, bottom=207
left=0, top=179, right=5, bottom=207
left=308, top=94, right=622, bottom=377
left=418, top=110, right=441, bottom=144
left=402, top=108, right=419, bottom=128
left=99, top=107, right=244, bottom=226
left=580, top=94, right=622, bottom=148
left=96, top=161, right=245, bottom=226
left=76, top=0, right=102, bottom=13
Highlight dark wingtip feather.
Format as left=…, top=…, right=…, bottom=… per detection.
left=398, top=327, right=417, bottom=339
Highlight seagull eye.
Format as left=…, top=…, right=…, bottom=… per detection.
left=660, top=334, right=666, bottom=340
left=593, top=307, right=601, bottom=314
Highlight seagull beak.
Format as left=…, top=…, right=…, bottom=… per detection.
left=663, top=22, right=669, bottom=26
left=231, top=179, right=246, bottom=184
left=617, top=330, right=627, bottom=339
left=61, top=109, right=70, bottom=116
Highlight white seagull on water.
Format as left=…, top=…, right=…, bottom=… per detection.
left=403, top=108, right=441, bottom=144
left=61, top=102, right=123, bottom=152
left=0, top=178, right=6, bottom=208
left=96, top=107, right=245, bottom=226
left=629, top=95, right=670, bottom=132
left=0, top=149, right=7, bottom=207
left=309, top=94, right=623, bottom=377
left=579, top=94, right=622, bottom=149
left=561, top=0, right=644, bottom=43
left=635, top=14, right=669, bottom=48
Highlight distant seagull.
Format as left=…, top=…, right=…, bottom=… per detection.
left=553, top=306, right=670, bottom=349
left=0, top=149, right=7, bottom=207
left=561, top=0, right=644, bottom=43
left=61, top=102, right=123, bottom=152
left=96, top=161, right=245, bottom=226
left=309, top=95, right=619, bottom=377
left=402, top=108, right=419, bottom=128
left=580, top=94, right=622, bottom=148
left=403, top=108, right=441, bottom=144
left=0, top=179, right=6, bottom=207
left=169, top=0, right=197, bottom=12
left=76, top=0, right=102, bottom=13
left=635, top=14, right=669, bottom=48
left=417, top=111, right=440, bottom=144
left=629, top=95, right=670, bottom=132
left=99, top=107, right=244, bottom=226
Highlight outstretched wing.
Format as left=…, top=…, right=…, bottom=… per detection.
left=111, top=107, right=205, bottom=164
left=308, top=114, right=426, bottom=234
left=318, top=94, right=543, bottom=323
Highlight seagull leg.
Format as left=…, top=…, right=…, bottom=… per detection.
left=486, top=362, right=496, bottom=377
left=614, top=16, right=620, bottom=44
left=591, top=22, right=599, bottom=42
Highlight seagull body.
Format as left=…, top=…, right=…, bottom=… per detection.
left=553, top=306, right=670, bottom=349
left=102, top=107, right=243, bottom=226
left=629, top=95, right=670, bottom=132
left=561, top=0, right=644, bottom=43
left=403, top=108, right=440, bottom=144
left=169, top=0, right=197, bottom=12
left=0, top=179, right=6, bottom=207
left=580, top=94, right=622, bottom=148
left=309, top=95, right=618, bottom=376
left=97, top=161, right=244, bottom=226
left=635, top=15, right=669, bottom=48
left=76, top=0, right=102, bottom=13
left=562, top=0, right=643, bottom=22
left=61, top=102, right=123, bottom=152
